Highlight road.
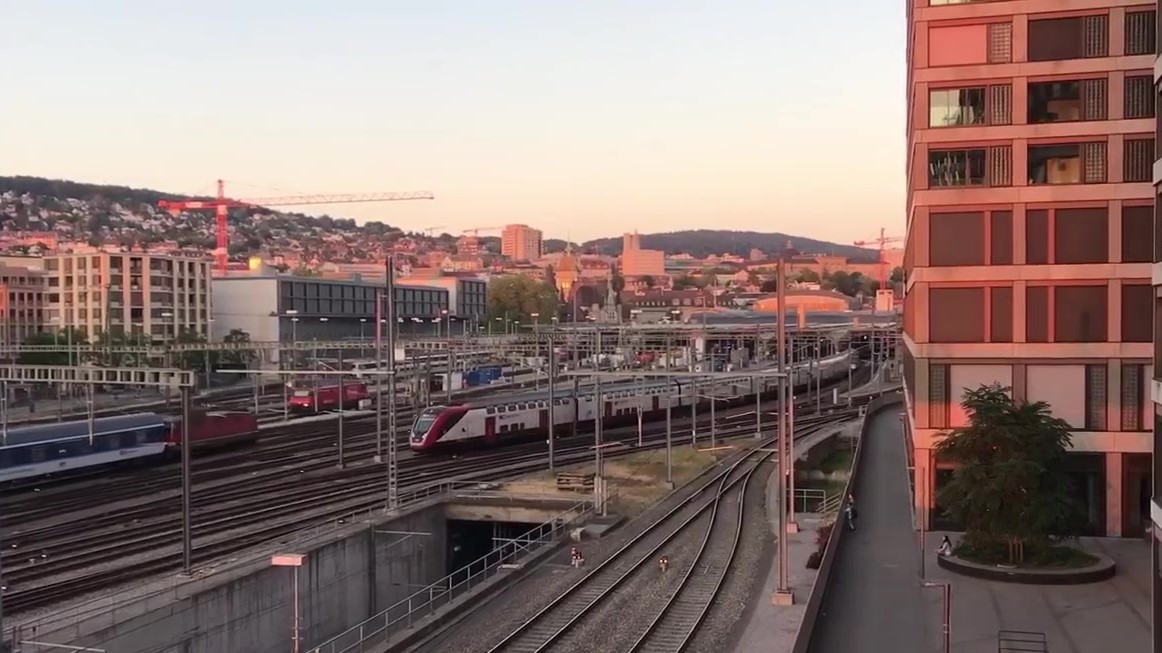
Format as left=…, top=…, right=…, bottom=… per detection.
left=808, top=407, right=936, bottom=652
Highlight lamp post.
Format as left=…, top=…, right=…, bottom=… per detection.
left=774, top=248, right=794, bottom=605
left=359, top=318, right=367, bottom=358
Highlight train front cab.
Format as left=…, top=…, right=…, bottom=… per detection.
left=410, top=405, right=469, bottom=450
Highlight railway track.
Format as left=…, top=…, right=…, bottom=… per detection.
left=4, top=364, right=868, bottom=519
left=2, top=369, right=874, bottom=616
left=2, top=406, right=857, bottom=617
left=482, top=418, right=818, bottom=653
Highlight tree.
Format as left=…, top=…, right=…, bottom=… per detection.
left=221, top=328, right=258, bottom=367
left=18, top=330, right=86, bottom=366
left=486, top=276, right=560, bottom=324
left=935, top=384, right=1083, bottom=564
left=640, top=275, right=656, bottom=288
left=794, top=269, right=820, bottom=283
left=672, top=275, right=698, bottom=290
left=759, top=278, right=780, bottom=293
left=890, top=266, right=905, bottom=284
left=544, top=265, right=557, bottom=290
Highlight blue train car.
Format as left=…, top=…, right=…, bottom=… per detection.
left=464, top=365, right=504, bottom=387
left=0, top=413, right=170, bottom=483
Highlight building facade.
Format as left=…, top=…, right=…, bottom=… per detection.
left=0, top=264, right=45, bottom=350
left=904, top=0, right=1155, bottom=538
left=212, top=275, right=452, bottom=360
left=1152, top=0, right=1162, bottom=646
left=42, top=252, right=212, bottom=343
left=501, top=224, right=543, bottom=261
left=397, top=274, right=487, bottom=323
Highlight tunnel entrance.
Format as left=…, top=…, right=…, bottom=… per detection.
left=446, top=519, right=542, bottom=578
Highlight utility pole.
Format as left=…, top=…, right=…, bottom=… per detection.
left=375, top=284, right=384, bottom=463
left=337, top=348, right=345, bottom=469
left=180, top=385, right=193, bottom=574
left=595, top=373, right=605, bottom=515
left=548, top=331, right=556, bottom=472
left=386, top=256, right=399, bottom=510
left=774, top=252, right=793, bottom=604
left=665, top=393, right=673, bottom=486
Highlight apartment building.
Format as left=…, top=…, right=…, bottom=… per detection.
left=904, top=1, right=1155, bottom=538
left=501, top=224, right=543, bottom=262
left=1152, top=0, right=1162, bottom=645
left=0, top=264, right=45, bottom=349
left=42, top=252, right=212, bottom=343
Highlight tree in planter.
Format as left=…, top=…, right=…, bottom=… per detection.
left=934, top=384, right=1084, bottom=565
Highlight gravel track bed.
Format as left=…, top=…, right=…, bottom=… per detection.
left=410, top=458, right=740, bottom=653
left=550, top=508, right=716, bottom=653
left=685, top=461, right=774, bottom=653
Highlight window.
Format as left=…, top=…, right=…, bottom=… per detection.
left=1054, top=208, right=1108, bottom=265
left=1027, top=143, right=1105, bottom=185
left=1084, top=364, right=1107, bottom=430
left=1028, top=80, right=1101, bottom=123
left=929, top=212, right=985, bottom=266
left=1122, top=284, right=1152, bottom=342
left=1054, top=285, right=1108, bottom=342
left=1125, top=11, right=1156, bottom=55
left=1124, top=76, right=1154, bottom=119
left=988, top=23, right=1013, bottom=63
left=929, top=148, right=986, bottom=186
left=929, top=363, right=949, bottom=429
left=1120, top=364, right=1144, bottom=431
left=1123, top=138, right=1153, bottom=182
left=1121, top=205, right=1153, bottom=263
left=1028, top=16, right=1108, bottom=61
left=929, top=88, right=985, bottom=127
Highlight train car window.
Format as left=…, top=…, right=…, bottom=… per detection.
left=136, top=430, right=149, bottom=445
left=486, top=407, right=496, bottom=414
left=518, top=403, right=526, bottom=410
left=0, top=450, right=10, bottom=467
left=30, top=446, right=46, bottom=463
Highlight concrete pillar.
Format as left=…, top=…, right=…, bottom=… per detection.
left=1106, top=452, right=1124, bottom=537
left=916, top=448, right=934, bottom=529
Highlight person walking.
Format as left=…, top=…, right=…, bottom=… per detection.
left=844, top=503, right=856, bottom=531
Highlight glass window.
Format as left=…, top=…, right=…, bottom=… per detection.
left=928, top=149, right=986, bottom=186
left=929, top=88, right=985, bottom=127
left=1028, top=144, right=1081, bottom=184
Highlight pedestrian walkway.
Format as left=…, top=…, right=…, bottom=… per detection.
left=808, top=406, right=1151, bottom=653
left=918, top=532, right=1150, bottom=652
left=809, top=407, right=936, bottom=652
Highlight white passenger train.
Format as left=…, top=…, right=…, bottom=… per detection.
left=409, top=352, right=854, bottom=451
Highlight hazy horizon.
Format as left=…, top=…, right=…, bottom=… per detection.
left=2, top=0, right=904, bottom=243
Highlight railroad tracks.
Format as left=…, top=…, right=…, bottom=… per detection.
left=484, top=418, right=841, bottom=653
left=2, top=409, right=855, bottom=616
left=2, top=371, right=873, bottom=616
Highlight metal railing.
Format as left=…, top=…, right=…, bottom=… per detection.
left=791, top=488, right=829, bottom=514
left=998, top=630, right=1048, bottom=652
left=307, top=492, right=605, bottom=653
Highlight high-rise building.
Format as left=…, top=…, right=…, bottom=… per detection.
left=623, top=231, right=642, bottom=252
left=904, top=2, right=1155, bottom=540
left=1152, top=0, right=1162, bottom=645
left=43, top=252, right=212, bottom=343
left=501, top=224, right=543, bottom=261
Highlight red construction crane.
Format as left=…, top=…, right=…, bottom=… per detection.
left=159, top=179, right=434, bottom=273
left=853, top=227, right=904, bottom=289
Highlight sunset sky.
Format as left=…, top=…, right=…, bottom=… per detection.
left=3, top=0, right=904, bottom=244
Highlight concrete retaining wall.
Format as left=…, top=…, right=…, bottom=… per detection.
left=27, top=505, right=447, bottom=653
left=790, top=391, right=903, bottom=653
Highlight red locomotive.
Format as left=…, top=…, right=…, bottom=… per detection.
left=288, top=383, right=371, bottom=414
left=163, top=410, right=260, bottom=456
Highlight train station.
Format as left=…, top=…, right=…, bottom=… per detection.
left=0, top=313, right=905, bottom=653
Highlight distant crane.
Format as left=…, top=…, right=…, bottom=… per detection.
left=158, top=179, right=435, bottom=273
left=853, top=228, right=904, bottom=289
left=422, top=226, right=447, bottom=237
left=461, top=226, right=503, bottom=236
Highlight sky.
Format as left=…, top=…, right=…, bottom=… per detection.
left=2, top=1, right=905, bottom=245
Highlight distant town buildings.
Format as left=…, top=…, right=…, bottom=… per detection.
left=43, top=251, right=212, bottom=343
left=501, top=224, right=543, bottom=262
left=619, top=231, right=665, bottom=278
left=0, top=263, right=45, bottom=348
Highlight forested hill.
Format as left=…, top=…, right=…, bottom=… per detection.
left=577, top=229, right=878, bottom=261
